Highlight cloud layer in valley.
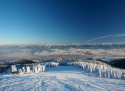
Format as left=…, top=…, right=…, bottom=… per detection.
left=0, top=45, right=125, bottom=63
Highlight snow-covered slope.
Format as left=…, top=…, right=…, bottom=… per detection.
left=0, top=66, right=125, bottom=91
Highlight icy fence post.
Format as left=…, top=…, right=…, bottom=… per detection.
left=33, top=65, right=38, bottom=73
left=117, top=69, right=122, bottom=79
left=42, top=66, right=45, bottom=72
left=103, top=66, right=108, bottom=78
left=90, top=63, right=93, bottom=72
left=22, top=67, right=25, bottom=73
left=107, top=69, right=110, bottom=78
left=98, top=65, right=102, bottom=77
left=112, top=69, right=116, bottom=78
left=87, top=63, right=90, bottom=72
left=38, top=65, right=41, bottom=73
left=27, top=66, right=30, bottom=73
left=33, top=65, right=35, bottom=73
left=35, top=66, right=38, bottom=73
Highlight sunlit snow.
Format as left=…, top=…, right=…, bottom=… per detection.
left=0, top=66, right=125, bottom=91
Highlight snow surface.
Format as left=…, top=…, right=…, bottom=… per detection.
left=0, top=66, right=125, bottom=91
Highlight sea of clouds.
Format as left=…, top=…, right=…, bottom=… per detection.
left=0, top=44, right=125, bottom=63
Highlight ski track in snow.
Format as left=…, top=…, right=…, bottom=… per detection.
left=0, top=66, right=125, bottom=91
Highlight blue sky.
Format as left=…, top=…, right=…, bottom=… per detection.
left=0, top=0, right=125, bottom=44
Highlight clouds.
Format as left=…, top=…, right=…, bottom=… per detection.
left=0, top=45, right=125, bottom=62
left=112, top=34, right=125, bottom=37
left=33, top=48, right=125, bottom=60
left=0, top=48, right=32, bottom=61
left=84, top=33, right=125, bottom=43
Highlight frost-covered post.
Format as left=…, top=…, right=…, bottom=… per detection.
left=32, top=65, right=35, bottom=73
left=107, top=69, right=111, bottom=78
left=103, top=66, right=107, bottom=78
left=90, top=63, right=93, bottom=73
left=22, top=67, right=25, bottom=73
left=93, top=64, right=96, bottom=72
left=82, top=62, right=85, bottom=70
left=112, top=69, right=116, bottom=78
left=40, top=67, right=42, bottom=73
left=35, top=66, right=38, bottom=73
left=27, top=66, right=30, bottom=73
left=110, top=69, right=113, bottom=78
left=117, top=69, right=122, bottom=79
left=99, top=65, right=103, bottom=77
left=42, top=66, right=45, bottom=72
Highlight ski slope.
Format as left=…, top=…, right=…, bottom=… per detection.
left=0, top=66, right=125, bottom=91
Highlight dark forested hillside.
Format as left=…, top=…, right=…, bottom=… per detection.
left=109, top=59, right=125, bottom=69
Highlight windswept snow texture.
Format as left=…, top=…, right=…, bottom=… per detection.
left=0, top=66, right=125, bottom=91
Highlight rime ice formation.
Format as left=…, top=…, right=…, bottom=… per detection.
left=2, top=60, right=125, bottom=80
left=45, top=62, right=59, bottom=67
left=70, top=61, right=125, bottom=79
left=11, top=65, right=18, bottom=72
left=5, top=64, right=46, bottom=74
left=19, top=64, right=46, bottom=74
